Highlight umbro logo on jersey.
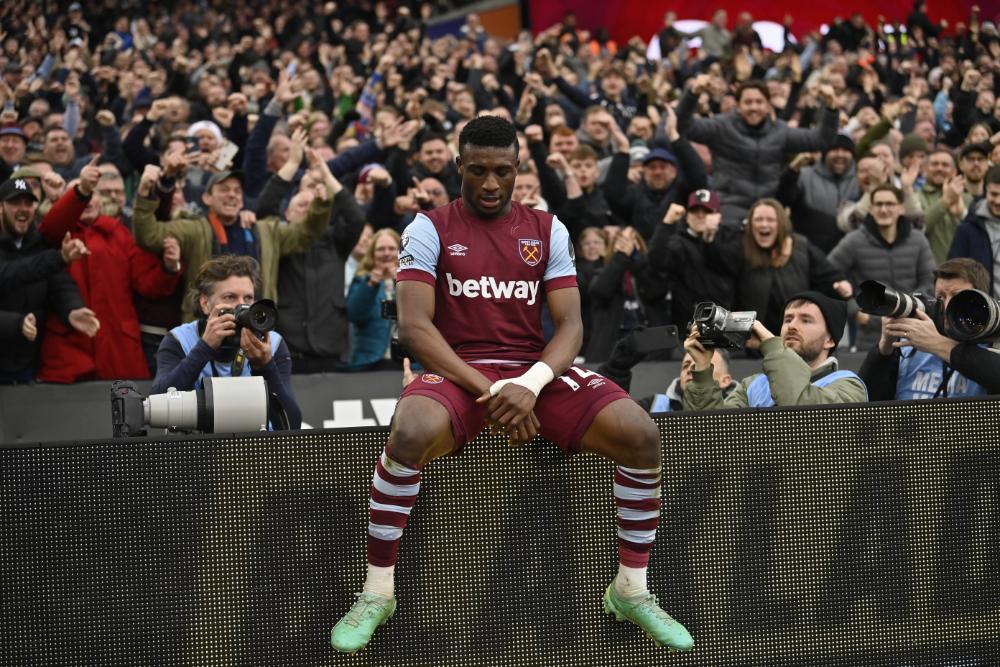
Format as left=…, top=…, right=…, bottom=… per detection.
left=447, top=243, right=468, bottom=256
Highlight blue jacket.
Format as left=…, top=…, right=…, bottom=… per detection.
left=342, top=275, right=392, bottom=370
left=948, top=199, right=996, bottom=295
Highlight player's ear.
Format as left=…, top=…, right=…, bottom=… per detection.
left=455, top=154, right=462, bottom=169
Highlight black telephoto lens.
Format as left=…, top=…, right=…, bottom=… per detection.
left=945, top=289, right=1000, bottom=341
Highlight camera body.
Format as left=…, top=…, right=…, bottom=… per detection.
left=691, top=302, right=757, bottom=350
left=217, top=299, right=278, bottom=352
left=380, top=297, right=406, bottom=362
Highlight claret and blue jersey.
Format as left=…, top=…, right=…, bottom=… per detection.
left=396, top=199, right=577, bottom=362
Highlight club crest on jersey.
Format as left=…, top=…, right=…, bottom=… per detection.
left=519, top=239, right=542, bottom=266
left=421, top=373, right=444, bottom=384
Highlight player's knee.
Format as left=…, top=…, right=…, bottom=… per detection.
left=389, top=421, right=437, bottom=468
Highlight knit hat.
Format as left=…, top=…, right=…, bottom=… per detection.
left=785, top=291, right=848, bottom=347
left=898, top=133, right=929, bottom=161
left=823, top=133, right=855, bottom=157
left=629, top=140, right=650, bottom=163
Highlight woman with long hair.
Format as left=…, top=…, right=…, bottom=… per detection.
left=342, top=228, right=401, bottom=370
left=722, top=198, right=851, bottom=336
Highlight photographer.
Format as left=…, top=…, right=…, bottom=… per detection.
left=859, top=259, right=999, bottom=399
left=598, top=327, right=735, bottom=413
left=682, top=292, right=867, bottom=409
left=152, top=255, right=301, bottom=430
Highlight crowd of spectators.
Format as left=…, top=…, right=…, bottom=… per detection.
left=2, top=0, right=1000, bottom=404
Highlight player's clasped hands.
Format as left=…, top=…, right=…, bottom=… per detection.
left=476, top=384, right=542, bottom=447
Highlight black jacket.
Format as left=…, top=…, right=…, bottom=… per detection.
left=647, top=221, right=739, bottom=330
left=0, top=225, right=84, bottom=379
left=603, top=139, right=708, bottom=241
left=713, top=233, right=845, bottom=335
left=585, top=251, right=668, bottom=362
left=276, top=188, right=368, bottom=366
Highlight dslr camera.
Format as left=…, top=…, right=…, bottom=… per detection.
left=858, top=281, right=1000, bottom=343
left=857, top=281, right=944, bottom=328
left=217, top=299, right=278, bottom=353
left=691, top=302, right=757, bottom=350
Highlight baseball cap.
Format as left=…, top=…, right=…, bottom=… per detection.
left=0, top=177, right=39, bottom=202
left=68, top=1, right=83, bottom=11
left=687, top=189, right=721, bottom=213
left=0, top=123, right=27, bottom=141
left=642, top=147, right=677, bottom=166
left=960, top=142, right=990, bottom=160
left=629, top=140, right=650, bottom=163
left=9, top=166, right=41, bottom=181
left=785, top=291, right=847, bottom=347
left=205, top=170, right=245, bottom=192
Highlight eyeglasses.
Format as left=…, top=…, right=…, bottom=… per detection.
left=425, top=188, right=445, bottom=196
left=871, top=201, right=898, bottom=208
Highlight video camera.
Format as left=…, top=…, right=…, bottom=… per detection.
left=691, top=303, right=757, bottom=350
left=857, top=281, right=1000, bottom=342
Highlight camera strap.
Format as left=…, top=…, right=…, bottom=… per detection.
left=932, top=364, right=954, bottom=399
left=230, top=348, right=247, bottom=377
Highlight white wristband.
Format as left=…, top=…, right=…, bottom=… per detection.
left=488, top=361, right=555, bottom=398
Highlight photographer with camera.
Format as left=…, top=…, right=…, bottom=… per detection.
left=859, top=258, right=1000, bottom=399
left=598, top=326, right=735, bottom=413
left=151, top=255, right=301, bottom=429
left=682, top=293, right=867, bottom=409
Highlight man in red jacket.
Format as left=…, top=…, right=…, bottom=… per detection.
left=37, top=157, right=184, bottom=382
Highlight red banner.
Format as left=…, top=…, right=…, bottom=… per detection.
left=529, top=0, right=987, bottom=48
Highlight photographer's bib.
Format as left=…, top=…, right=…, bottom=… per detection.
left=745, top=370, right=864, bottom=408
left=171, top=321, right=282, bottom=388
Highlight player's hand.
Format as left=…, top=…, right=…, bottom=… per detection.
left=401, top=357, right=416, bottom=388
left=476, top=384, right=539, bottom=445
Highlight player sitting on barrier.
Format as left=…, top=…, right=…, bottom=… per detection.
left=329, top=115, right=694, bottom=654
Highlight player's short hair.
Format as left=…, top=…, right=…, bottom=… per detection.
left=458, top=115, right=517, bottom=157
left=569, top=145, right=598, bottom=163
left=934, top=258, right=991, bottom=292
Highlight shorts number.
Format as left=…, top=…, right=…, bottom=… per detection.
left=557, top=366, right=602, bottom=392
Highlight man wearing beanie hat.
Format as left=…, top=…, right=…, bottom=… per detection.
left=898, top=133, right=929, bottom=169
left=777, top=133, right=859, bottom=252
left=681, top=291, right=867, bottom=409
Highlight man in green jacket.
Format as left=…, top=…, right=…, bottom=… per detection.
left=918, top=147, right=974, bottom=265
left=682, top=292, right=867, bottom=409
left=133, top=155, right=337, bottom=321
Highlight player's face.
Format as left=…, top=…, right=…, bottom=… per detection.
left=457, top=144, right=518, bottom=219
